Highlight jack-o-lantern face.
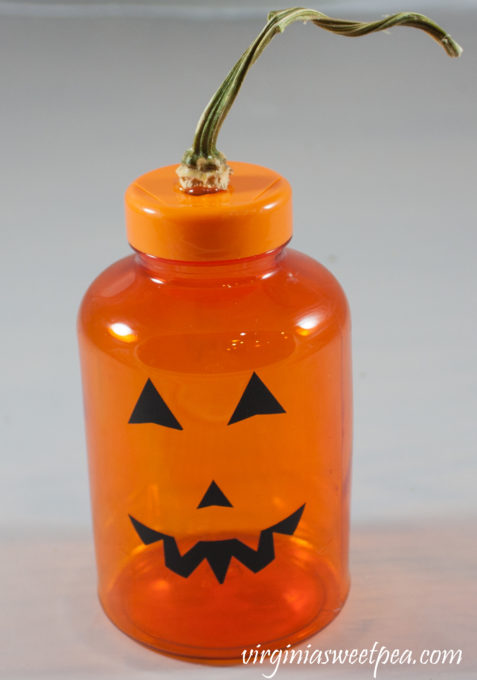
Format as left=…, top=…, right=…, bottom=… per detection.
left=128, top=372, right=305, bottom=584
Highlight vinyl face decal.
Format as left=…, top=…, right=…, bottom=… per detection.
left=197, top=481, right=233, bottom=509
left=129, top=505, right=305, bottom=584
left=128, top=378, right=183, bottom=430
left=227, top=372, right=286, bottom=424
left=128, top=372, right=305, bottom=584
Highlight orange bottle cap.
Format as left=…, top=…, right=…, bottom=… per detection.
left=125, top=161, right=292, bottom=261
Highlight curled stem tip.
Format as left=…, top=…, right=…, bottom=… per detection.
left=177, top=7, right=462, bottom=193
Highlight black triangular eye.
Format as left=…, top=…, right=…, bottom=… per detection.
left=129, top=379, right=182, bottom=430
left=228, top=373, right=285, bottom=425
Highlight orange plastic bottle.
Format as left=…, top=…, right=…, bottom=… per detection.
left=78, top=162, right=352, bottom=660
left=76, top=4, right=462, bottom=662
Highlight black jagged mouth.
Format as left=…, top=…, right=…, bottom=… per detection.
left=129, top=504, right=305, bottom=584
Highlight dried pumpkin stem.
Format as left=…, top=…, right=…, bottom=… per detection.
left=177, top=7, right=462, bottom=193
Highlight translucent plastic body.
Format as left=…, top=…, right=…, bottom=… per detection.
left=78, top=245, right=352, bottom=661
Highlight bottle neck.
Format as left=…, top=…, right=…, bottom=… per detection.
left=134, top=244, right=288, bottom=283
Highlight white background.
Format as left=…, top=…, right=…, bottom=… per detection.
left=1, top=1, right=476, bottom=678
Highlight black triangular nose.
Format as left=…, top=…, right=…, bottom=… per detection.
left=197, top=481, right=233, bottom=509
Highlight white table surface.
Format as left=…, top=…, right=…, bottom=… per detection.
left=1, top=4, right=476, bottom=678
